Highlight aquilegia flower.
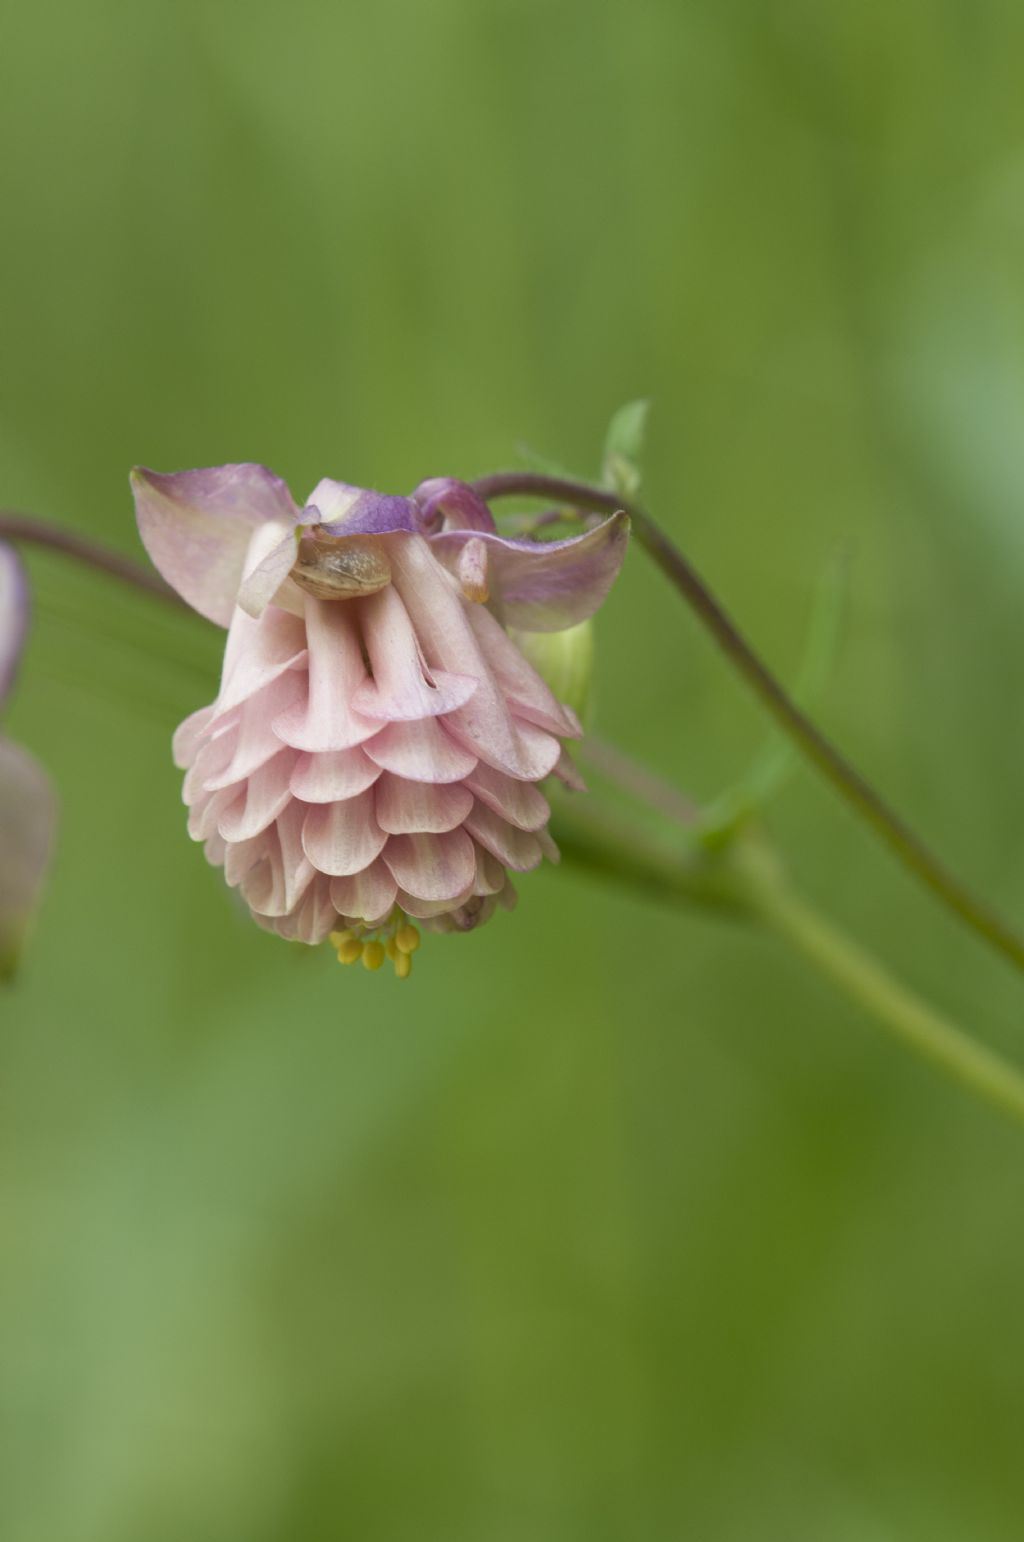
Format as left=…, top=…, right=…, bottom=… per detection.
left=0, top=544, right=57, bottom=978
left=131, top=465, right=627, bottom=976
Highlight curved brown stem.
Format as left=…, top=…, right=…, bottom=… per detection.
left=0, top=514, right=186, bottom=609
left=473, top=470, right=1024, bottom=976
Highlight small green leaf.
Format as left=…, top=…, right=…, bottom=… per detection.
left=700, top=545, right=851, bottom=843
left=602, top=399, right=651, bottom=496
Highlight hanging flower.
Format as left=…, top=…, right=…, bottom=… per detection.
left=0, top=544, right=57, bottom=979
left=131, top=465, right=627, bottom=976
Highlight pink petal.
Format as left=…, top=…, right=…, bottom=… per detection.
left=351, top=584, right=477, bottom=721
left=182, top=728, right=239, bottom=803
left=131, top=464, right=300, bottom=627
left=301, top=789, right=387, bottom=876
left=382, top=827, right=476, bottom=901
left=217, top=750, right=297, bottom=842
left=444, top=711, right=561, bottom=783
left=396, top=886, right=475, bottom=920
left=203, top=671, right=303, bottom=790
left=464, top=602, right=582, bottom=738
left=242, top=804, right=315, bottom=916
left=536, top=826, right=561, bottom=864
left=551, top=747, right=587, bottom=792
left=275, top=874, right=339, bottom=944
left=223, top=831, right=271, bottom=887
left=273, top=597, right=377, bottom=752
left=0, top=738, right=57, bottom=975
left=330, top=859, right=399, bottom=924
left=172, top=704, right=222, bottom=770
left=389, top=536, right=561, bottom=780
left=374, top=773, right=473, bottom=835
left=204, top=832, right=227, bottom=868
left=455, top=537, right=490, bottom=603
left=463, top=801, right=544, bottom=872
left=465, top=761, right=550, bottom=832
left=289, top=747, right=381, bottom=803
left=429, top=511, right=629, bottom=633
left=236, top=527, right=301, bottom=620
left=0, top=544, right=29, bottom=710
left=217, top=605, right=307, bottom=714
left=187, top=786, right=240, bottom=842
left=411, top=478, right=496, bottom=533
left=362, top=718, right=477, bottom=784
left=473, top=842, right=507, bottom=895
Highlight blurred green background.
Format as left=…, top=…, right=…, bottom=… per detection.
left=4, top=2, right=1024, bottom=1538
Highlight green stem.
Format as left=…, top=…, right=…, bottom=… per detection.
left=556, top=799, right=1024, bottom=1126
left=473, top=470, right=1024, bottom=978
left=742, top=856, right=1024, bottom=1126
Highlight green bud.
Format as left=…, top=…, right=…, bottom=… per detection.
left=511, top=619, right=595, bottom=723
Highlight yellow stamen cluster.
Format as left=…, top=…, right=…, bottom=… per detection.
left=329, top=912, right=420, bottom=979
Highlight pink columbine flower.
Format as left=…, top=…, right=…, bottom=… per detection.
left=0, top=544, right=57, bottom=978
left=131, top=465, right=627, bottom=976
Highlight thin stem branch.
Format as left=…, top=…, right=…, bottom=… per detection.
left=556, top=799, right=1024, bottom=1128
left=747, top=870, right=1024, bottom=1127
left=473, top=471, right=1024, bottom=976
left=579, top=735, right=700, bottom=828
left=0, top=514, right=186, bottom=609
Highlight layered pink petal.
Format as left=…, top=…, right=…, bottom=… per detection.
left=217, top=750, right=296, bottom=842
left=204, top=672, right=304, bottom=789
left=273, top=597, right=377, bottom=752
left=389, top=535, right=561, bottom=780
left=289, top=747, right=381, bottom=802
left=465, top=761, right=550, bottom=832
left=218, top=605, right=307, bottom=714
left=362, top=718, right=477, bottom=783
left=330, top=859, right=399, bottom=925
left=352, top=584, right=477, bottom=721
left=301, top=790, right=387, bottom=876
left=463, top=801, right=545, bottom=872
left=375, top=774, right=473, bottom=835
left=382, top=828, right=477, bottom=902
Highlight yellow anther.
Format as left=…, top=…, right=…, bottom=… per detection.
left=330, top=928, right=356, bottom=949
left=336, top=938, right=363, bottom=965
left=395, top=923, right=420, bottom=955
left=394, top=950, right=412, bottom=980
left=362, top=939, right=386, bottom=971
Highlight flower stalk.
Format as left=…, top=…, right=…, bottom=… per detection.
left=473, top=471, right=1024, bottom=978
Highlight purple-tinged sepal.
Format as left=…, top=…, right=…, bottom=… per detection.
left=308, top=480, right=421, bottom=538
left=412, top=478, right=497, bottom=533
left=429, top=510, right=629, bottom=633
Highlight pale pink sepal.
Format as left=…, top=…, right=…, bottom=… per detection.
left=131, top=464, right=299, bottom=627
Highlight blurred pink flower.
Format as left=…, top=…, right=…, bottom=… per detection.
left=132, top=465, right=627, bottom=974
left=0, top=544, right=57, bottom=978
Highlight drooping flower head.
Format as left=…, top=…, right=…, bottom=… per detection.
left=0, top=544, right=57, bottom=978
left=131, top=465, right=627, bottom=976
